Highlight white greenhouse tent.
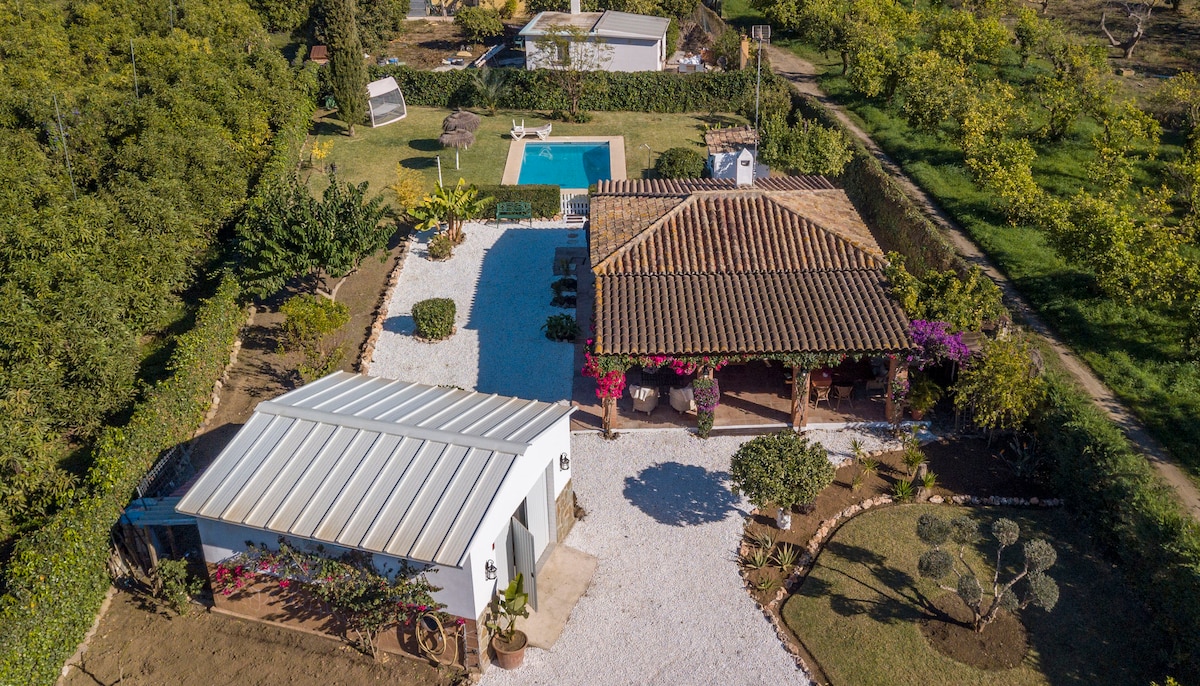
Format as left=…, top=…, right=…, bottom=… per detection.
left=367, top=76, right=407, bottom=127
left=175, top=372, right=578, bottom=669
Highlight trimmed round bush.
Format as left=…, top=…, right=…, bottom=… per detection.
left=654, top=146, right=706, bottom=179
left=413, top=298, right=456, bottom=340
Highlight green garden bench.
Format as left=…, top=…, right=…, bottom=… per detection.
left=495, top=201, right=533, bottom=228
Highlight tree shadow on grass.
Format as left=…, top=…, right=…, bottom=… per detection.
left=622, top=462, right=740, bottom=526
left=809, top=541, right=938, bottom=625
left=409, top=138, right=443, bottom=152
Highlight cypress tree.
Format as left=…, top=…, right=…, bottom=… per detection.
left=326, top=0, right=367, bottom=136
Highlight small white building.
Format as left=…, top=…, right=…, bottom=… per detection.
left=176, top=372, right=576, bottom=667
left=705, top=125, right=769, bottom=185
left=519, top=0, right=671, bottom=72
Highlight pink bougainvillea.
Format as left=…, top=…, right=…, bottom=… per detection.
left=907, top=320, right=971, bottom=370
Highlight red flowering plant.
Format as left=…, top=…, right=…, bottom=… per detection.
left=692, top=377, right=720, bottom=438
left=213, top=540, right=445, bottom=660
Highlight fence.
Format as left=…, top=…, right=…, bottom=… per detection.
left=561, top=190, right=589, bottom=217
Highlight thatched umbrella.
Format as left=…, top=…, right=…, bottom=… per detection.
left=442, top=109, right=481, bottom=133
left=438, top=128, right=475, bottom=169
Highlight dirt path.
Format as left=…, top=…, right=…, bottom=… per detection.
left=765, top=46, right=1200, bottom=519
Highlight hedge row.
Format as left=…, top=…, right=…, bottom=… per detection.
left=0, top=74, right=316, bottom=686
left=0, top=275, right=244, bottom=686
left=1031, top=377, right=1200, bottom=678
left=356, top=65, right=762, bottom=113
left=788, top=92, right=962, bottom=277
left=475, top=184, right=561, bottom=219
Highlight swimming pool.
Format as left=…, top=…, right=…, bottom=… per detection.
left=517, top=142, right=612, bottom=187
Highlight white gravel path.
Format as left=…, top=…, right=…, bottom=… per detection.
left=368, top=222, right=579, bottom=402
left=480, top=430, right=813, bottom=686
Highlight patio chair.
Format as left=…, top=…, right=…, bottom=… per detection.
left=629, top=384, right=660, bottom=415
left=532, top=122, right=552, bottom=140
left=811, top=384, right=832, bottom=409
left=865, top=375, right=887, bottom=398
left=669, top=386, right=696, bottom=414
left=510, top=119, right=527, bottom=140
left=834, top=384, right=855, bottom=410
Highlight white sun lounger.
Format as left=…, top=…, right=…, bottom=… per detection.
left=510, top=119, right=526, bottom=140
left=511, top=120, right=553, bottom=141
left=532, top=122, right=552, bottom=140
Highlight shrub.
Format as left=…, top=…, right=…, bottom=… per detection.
left=954, top=336, right=1045, bottom=434
left=279, top=294, right=350, bottom=383
left=389, top=164, right=426, bottom=213
left=413, top=298, right=456, bottom=340
left=455, top=6, right=504, bottom=43
left=692, top=377, right=720, bottom=438
left=428, top=233, right=454, bottom=260
left=155, top=558, right=202, bottom=616
left=654, top=146, right=706, bottom=179
left=543, top=314, right=580, bottom=341
left=500, top=0, right=518, bottom=18
left=730, top=431, right=834, bottom=515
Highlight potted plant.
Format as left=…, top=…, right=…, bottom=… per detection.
left=486, top=573, right=530, bottom=669
left=907, top=372, right=943, bottom=420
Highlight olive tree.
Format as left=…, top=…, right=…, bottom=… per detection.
left=917, top=514, right=1060, bottom=633
left=730, top=431, right=835, bottom=529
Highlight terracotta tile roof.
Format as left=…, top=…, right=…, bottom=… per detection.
left=705, top=126, right=758, bottom=155
left=594, top=176, right=835, bottom=196
left=595, top=271, right=910, bottom=355
left=595, top=191, right=882, bottom=275
left=587, top=176, right=910, bottom=356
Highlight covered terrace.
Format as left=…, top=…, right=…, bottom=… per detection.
left=576, top=176, right=912, bottom=433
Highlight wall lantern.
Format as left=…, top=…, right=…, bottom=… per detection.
left=485, top=559, right=497, bottom=580
left=559, top=452, right=570, bottom=471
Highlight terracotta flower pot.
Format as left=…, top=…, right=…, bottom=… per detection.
left=492, top=629, right=528, bottom=670
left=910, top=407, right=926, bottom=421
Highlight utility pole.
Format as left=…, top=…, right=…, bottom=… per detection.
left=751, top=24, right=770, bottom=186
left=131, top=40, right=139, bottom=98
left=52, top=94, right=78, bottom=200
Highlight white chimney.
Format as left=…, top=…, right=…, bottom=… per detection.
left=735, top=147, right=755, bottom=187
left=570, top=0, right=581, bottom=13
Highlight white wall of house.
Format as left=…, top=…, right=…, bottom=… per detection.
left=525, top=36, right=664, bottom=72
left=193, top=413, right=573, bottom=623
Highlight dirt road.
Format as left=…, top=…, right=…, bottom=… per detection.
left=765, top=45, right=1200, bottom=519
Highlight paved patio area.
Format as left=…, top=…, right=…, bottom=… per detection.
left=479, top=431, right=814, bottom=686
left=368, top=222, right=581, bottom=402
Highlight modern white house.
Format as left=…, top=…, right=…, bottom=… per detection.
left=175, top=372, right=576, bottom=667
left=705, top=125, right=769, bottom=185
left=519, top=0, right=671, bottom=72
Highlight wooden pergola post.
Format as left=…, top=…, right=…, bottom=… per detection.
left=601, top=396, right=616, bottom=435
left=790, top=366, right=810, bottom=430
left=884, top=355, right=899, bottom=425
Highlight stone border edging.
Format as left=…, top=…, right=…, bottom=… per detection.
left=740, top=489, right=1066, bottom=680
left=358, top=234, right=411, bottom=375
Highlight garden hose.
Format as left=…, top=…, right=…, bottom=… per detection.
left=415, top=613, right=460, bottom=667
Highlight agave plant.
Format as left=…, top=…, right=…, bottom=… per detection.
left=903, top=444, right=925, bottom=476
left=850, top=438, right=865, bottom=462
left=860, top=457, right=879, bottom=476
left=754, top=576, right=780, bottom=593
left=774, top=543, right=800, bottom=571
left=893, top=479, right=916, bottom=503
left=750, top=530, right=775, bottom=552
left=921, top=471, right=938, bottom=491
left=743, top=547, right=772, bottom=570
left=851, top=472, right=865, bottom=492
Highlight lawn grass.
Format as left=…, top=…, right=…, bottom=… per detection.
left=307, top=107, right=746, bottom=202
left=793, top=49, right=1200, bottom=483
left=782, top=505, right=1168, bottom=686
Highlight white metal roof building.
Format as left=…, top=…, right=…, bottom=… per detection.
left=519, top=5, right=671, bottom=72
left=178, top=372, right=576, bottom=621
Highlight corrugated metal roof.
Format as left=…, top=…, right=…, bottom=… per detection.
left=592, top=10, right=670, bottom=38
left=176, top=373, right=573, bottom=567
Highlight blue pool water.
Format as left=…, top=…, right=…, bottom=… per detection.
left=518, top=142, right=611, bottom=187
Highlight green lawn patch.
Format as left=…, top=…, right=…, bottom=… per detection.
left=782, top=505, right=1167, bottom=685
left=308, top=107, right=745, bottom=201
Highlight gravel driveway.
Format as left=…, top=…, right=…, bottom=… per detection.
left=368, top=222, right=578, bottom=402
left=480, top=431, right=813, bottom=686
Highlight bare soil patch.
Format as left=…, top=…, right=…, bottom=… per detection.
left=384, top=20, right=513, bottom=69
left=920, top=592, right=1030, bottom=670
left=62, top=591, right=453, bottom=686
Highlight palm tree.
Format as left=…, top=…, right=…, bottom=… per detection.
left=470, top=67, right=508, bottom=116
left=408, top=179, right=491, bottom=244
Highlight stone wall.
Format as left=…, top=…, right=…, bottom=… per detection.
left=555, top=480, right=577, bottom=543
